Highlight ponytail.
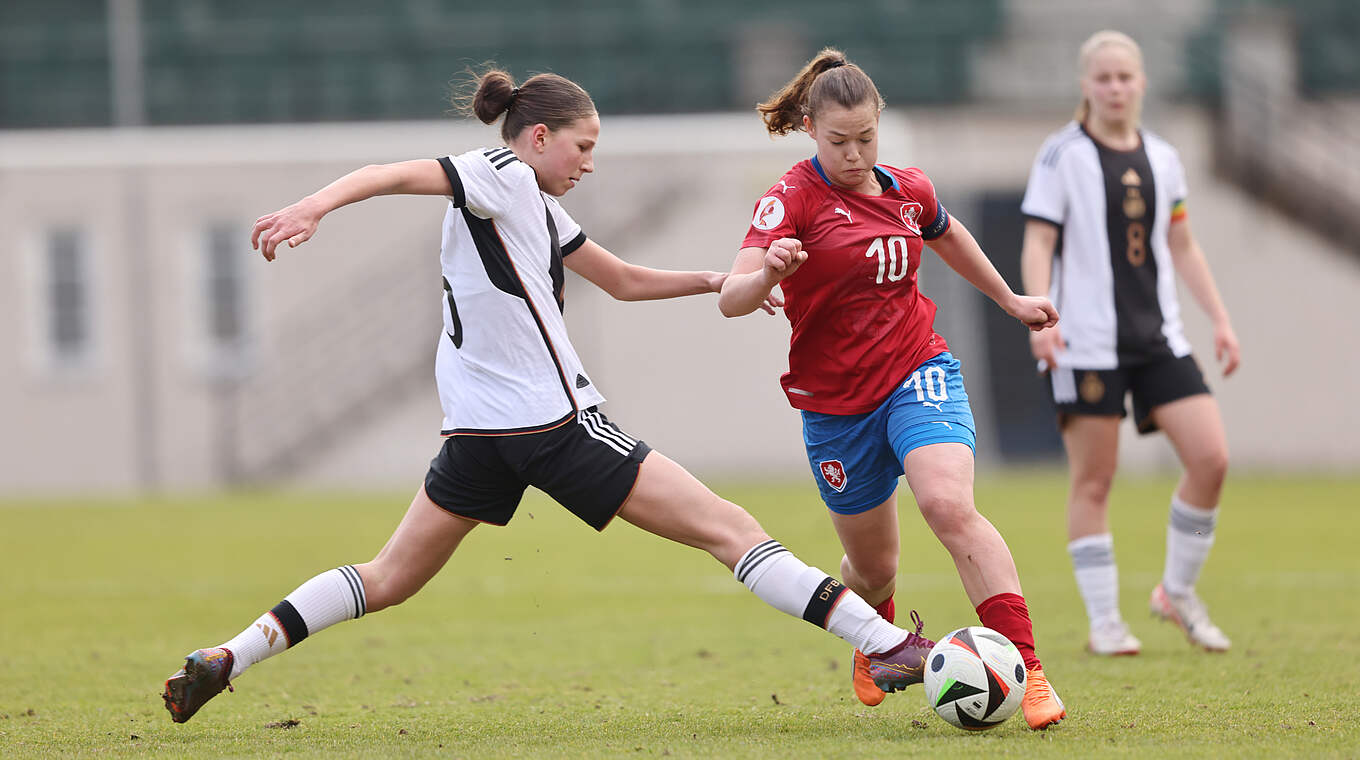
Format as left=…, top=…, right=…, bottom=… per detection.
left=454, top=66, right=596, bottom=142
left=757, top=48, right=883, bottom=136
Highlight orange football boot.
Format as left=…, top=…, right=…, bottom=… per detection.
left=851, top=649, right=887, bottom=706
left=1020, top=666, right=1066, bottom=730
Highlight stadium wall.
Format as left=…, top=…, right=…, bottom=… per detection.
left=1, top=106, right=1355, bottom=494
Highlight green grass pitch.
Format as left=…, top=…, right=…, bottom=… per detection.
left=1, top=471, right=1357, bottom=758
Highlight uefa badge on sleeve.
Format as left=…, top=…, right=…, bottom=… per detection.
left=752, top=196, right=785, bottom=230
left=819, top=460, right=848, bottom=493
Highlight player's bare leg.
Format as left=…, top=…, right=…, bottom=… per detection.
left=616, top=451, right=931, bottom=691
left=615, top=451, right=769, bottom=569
left=904, top=442, right=1065, bottom=729
left=830, top=498, right=904, bottom=705
left=354, top=487, right=481, bottom=612
left=163, top=486, right=477, bottom=723
left=1148, top=395, right=1231, bottom=651
left=1063, top=415, right=1140, bottom=655
left=903, top=444, right=1021, bottom=604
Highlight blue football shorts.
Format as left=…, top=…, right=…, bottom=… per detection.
left=801, top=352, right=976, bottom=515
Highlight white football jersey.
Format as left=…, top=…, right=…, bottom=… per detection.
left=1021, top=122, right=1192, bottom=369
left=433, top=147, right=602, bottom=435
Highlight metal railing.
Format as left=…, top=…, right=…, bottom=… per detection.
left=1211, top=10, right=1360, bottom=256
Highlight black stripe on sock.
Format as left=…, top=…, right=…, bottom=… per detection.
left=270, top=599, right=309, bottom=647
left=736, top=540, right=786, bottom=584
left=734, top=539, right=776, bottom=581
left=801, top=576, right=848, bottom=629
left=737, top=544, right=789, bottom=585
left=338, top=566, right=365, bottom=619
left=348, top=566, right=367, bottom=617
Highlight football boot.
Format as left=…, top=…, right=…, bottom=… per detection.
left=163, top=647, right=235, bottom=723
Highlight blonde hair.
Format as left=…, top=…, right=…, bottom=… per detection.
left=757, top=47, right=884, bottom=136
left=1073, top=30, right=1144, bottom=123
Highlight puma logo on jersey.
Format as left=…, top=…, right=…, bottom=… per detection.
left=922, top=401, right=944, bottom=412
left=834, top=207, right=853, bottom=223
left=777, top=180, right=797, bottom=193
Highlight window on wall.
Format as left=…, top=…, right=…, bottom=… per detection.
left=197, top=222, right=252, bottom=377
left=206, top=223, right=245, bottom=347
left=46, top=226, right=91, bottom=365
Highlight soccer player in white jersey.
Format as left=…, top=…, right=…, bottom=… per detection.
left=1020, top=31, right=1241, bottom=656
left=160, top=67, right=936, bottom=724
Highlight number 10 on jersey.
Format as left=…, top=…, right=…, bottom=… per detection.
left=865, top=236, right=910, bottom=284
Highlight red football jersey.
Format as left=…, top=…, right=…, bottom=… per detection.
left=741, top=157, right=952, bottom=414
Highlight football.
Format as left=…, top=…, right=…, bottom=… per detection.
left=923, top=626, right=1026, bottom=730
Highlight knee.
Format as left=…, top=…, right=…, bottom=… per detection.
left=845, top=553, right=898, bottom=593
left=1070, top=471, right=1115, bottom=508
left=916, top=491, right=975, bottom=540
left=1186, top=446, right=1230, bottom=488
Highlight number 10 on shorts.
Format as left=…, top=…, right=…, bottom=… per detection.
left=903, top=366, right=949, bottom=402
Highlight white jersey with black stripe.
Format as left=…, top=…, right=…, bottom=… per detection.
left=1021, top=122, right=1192, bottom=369
left=433, top=147, right=602, bottom=435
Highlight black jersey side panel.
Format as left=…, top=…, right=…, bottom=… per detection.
left=1093, top=133, right=1171, bottom=364
left=441, top=276, right=464, bottom=348
left=543, top=205, right=566, bottom=312
left=464, top=210, right=528, bottom=299
left=461, top=208, right=578, bottom=417
left=437, top=156, right=467, bottom=208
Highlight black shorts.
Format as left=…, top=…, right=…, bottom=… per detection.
left=424, top=407, right=651, bottom=531
left=1048, top=354, right=1210, bottom=434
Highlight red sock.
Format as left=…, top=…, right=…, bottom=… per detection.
left=976, top=592, right=1041, bottom=671
left=873, top=596, right=895, bottom=623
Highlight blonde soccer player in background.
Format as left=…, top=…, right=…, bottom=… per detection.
left=1020, top=30, right=1241, bottom=656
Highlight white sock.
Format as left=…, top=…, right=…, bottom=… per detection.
left=733, top=540, right=907, bottom=655
left=1163, top=497, right=1218, bottom=596
left=1068, top=533, right=1120, bottom=627
left=221, top=566, right=367, bottom=679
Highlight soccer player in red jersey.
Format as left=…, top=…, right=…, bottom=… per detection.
left=719, top=48, right=1066, bottom=729
left=158, top=66, right=937, bottom=726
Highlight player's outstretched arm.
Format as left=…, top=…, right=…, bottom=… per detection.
left=251, top=160, right=450, bottom=261
left=929, top=219, right=1058, bottom=332
left=1167, top=216, right=1240, bottom=376
left=718, top=240, right=804, bottom=317
left=566, top=239, right=714, bottom=299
